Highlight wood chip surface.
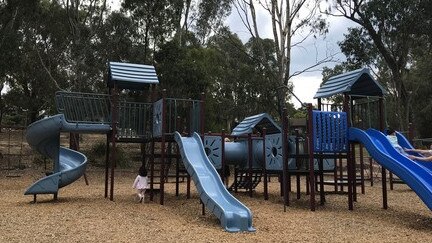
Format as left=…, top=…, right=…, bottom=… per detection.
left=1, top=168, right=431, bottom=242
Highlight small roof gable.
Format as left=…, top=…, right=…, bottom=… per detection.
left=108, top=62, right=159, bottom=90
left=231, top=113, right=281, bottom=136
left=314, top=68, right=385, bottom=99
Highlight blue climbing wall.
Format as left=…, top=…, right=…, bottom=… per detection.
left=312, top=111, right=348, bottom=153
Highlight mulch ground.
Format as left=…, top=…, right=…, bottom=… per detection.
left=1, top=168, right=431, bottom=242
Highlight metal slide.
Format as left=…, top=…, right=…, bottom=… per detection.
left=25, top=114, right=110, bottom=196
left=349, top=128, right=432, bottom=210
left=174, top=132, right=255, bottom=232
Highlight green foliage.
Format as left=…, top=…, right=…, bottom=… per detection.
left=409, top=51, right=432, bottom=138
left=331, top=0, right=432, bottom=136
left=0, top=0, right=313, bottom=134
left=87, top=141, right=131, bottom=169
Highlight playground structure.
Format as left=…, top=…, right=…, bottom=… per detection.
left=0, top=125, right=27, bottom=171
left=24, top=64, right=432, bottom=232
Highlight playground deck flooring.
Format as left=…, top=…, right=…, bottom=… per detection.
left=1, top=168, right=431, bottom=242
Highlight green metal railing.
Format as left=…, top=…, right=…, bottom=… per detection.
left=56, top=91, right=111, bottom=124
left=56, top=91, right=153, bottom=139
left=118, top=101, right=152, bottom=138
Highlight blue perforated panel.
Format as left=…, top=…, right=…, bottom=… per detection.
left=312, top=111, right=348, bottom=153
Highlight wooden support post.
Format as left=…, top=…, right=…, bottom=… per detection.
left=359, top=144, right=365, bottom=194
left=175, top=142, right=180, bottom=197
left=379, top=97, right=388, bottom=209
left=150, top=140, right=155, bottom=201
left=352, top=144, right=357, bottom=202
left=262, top=128, right=269, bottom=200
left=104, top=133, right=110, bottom=198
left=282, top=108, right=289, bottom=210
left=109, top=85, right=119, bottom=201
left=295, top=129, right=301, bottom=199
left=344, top=94, right=353, bottom=210
left=200, top=92, right=205, bottom=136
left=234, top=167, right=238, bottom=193
left=187, top=174, right=191, bottom=199
left=248, top=133, right=253, bottom=197
left=339, top=157, right=344, bottom=192
left=382, top=167, right=388, bottom=209
left=319, top=156, right=325, bottom=205
left=175, top=116, right=181, bottom=197
left=221, top=129, right=226, bottom=187
left=369, top=157, right=374, bottom=187
left=307, top=104, right=316, bottom=211
left=160, top=90, right=167, bottom=205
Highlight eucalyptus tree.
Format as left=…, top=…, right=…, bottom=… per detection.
left=61, top=0, right=109, bottom=92
left=0, top=0, right=70, bottom=123
left=205, top=27, right=280, bottom=130
left=328, top=0, right=427, bottom=131
left=233, top=0, right=330, bottom=114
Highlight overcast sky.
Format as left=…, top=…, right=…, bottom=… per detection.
left=226, top=5, right=358, bottom=107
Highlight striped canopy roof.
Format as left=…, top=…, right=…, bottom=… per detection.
left=108, top=62, right=159, bottom=90
left=313, top=68, right=385, bottom=99
left=231, top=113, right=281, bottom=136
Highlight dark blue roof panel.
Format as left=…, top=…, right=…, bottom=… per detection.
left=314, top=68, right=385, bottom=99
left=231, top=113, right=281, bottom=136
left=108, top=62, right=159, bottom=89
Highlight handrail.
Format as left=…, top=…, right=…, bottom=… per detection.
left=55, top=91, right=153, bottom=138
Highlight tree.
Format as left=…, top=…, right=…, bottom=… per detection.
left=62, top=0, right=108, bottom=92
left=233, top=0, right=331, bottom=114
left=206, top=28, right=280, bottom=130
left=0, top=0, right=71, bottom=122
left=329, top=0, right=425, bottom=131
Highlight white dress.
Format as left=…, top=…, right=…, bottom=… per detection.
left=133, top=175, right=149, bottom=190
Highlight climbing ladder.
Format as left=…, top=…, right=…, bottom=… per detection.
left=229, top=169, right=262, bottom=191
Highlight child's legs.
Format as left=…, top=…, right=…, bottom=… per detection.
left=139, top=189, right=146, bottom=198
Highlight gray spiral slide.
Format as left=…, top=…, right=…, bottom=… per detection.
left=174, top=132, right=255, bottom=232
left=24, top=114, right=110, bottom=197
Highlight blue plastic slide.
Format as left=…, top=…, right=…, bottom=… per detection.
left=174, top=132, right=255, bottom=232
left=349, top=128, right=432, bottom=210
left=25, top=114, right=110, bottom=196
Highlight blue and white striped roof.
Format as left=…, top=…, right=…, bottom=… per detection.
left=108, top=62, right=159, bottom=89
left=231, top=113, right=281, bottom=136
left=314, top=68, right=385, bottom=99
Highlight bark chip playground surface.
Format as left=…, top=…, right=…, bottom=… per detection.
left=1, top=169, right=431, bottom=242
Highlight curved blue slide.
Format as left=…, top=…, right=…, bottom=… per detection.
left=174, top=132, right=255, bottom=232
left=349, top=128, right=432, bottom=210
left=25, top=114, right=110, bottom=196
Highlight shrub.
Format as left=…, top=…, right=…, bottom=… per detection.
left=87, top=141, right=131, bottom=169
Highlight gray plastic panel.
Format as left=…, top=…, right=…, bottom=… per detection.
left=152, top=99, right=163, bottom=137
left=203, top=136, right=222, bottom=169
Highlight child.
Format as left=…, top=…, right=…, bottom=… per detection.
left=405, top=145, right=432, bottom=161
left=404, top=146, right=432, bottom=157
left=132, top=166, right=149, bottom=203
left=386, top=128, right=406, bottom=154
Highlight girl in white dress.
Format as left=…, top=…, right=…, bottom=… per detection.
left=132, top=166, right=149, bottom=203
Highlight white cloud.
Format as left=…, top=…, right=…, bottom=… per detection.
left=290, top=75, right=322, bottom=107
